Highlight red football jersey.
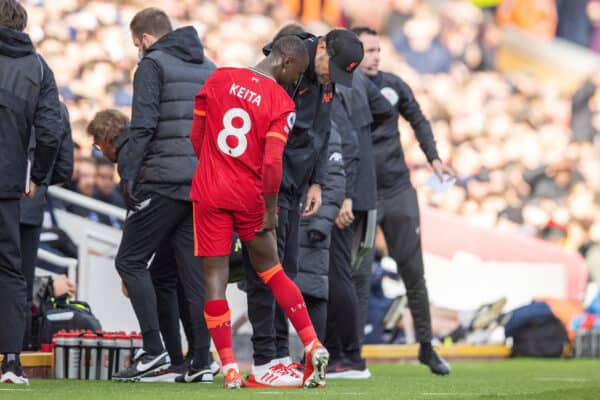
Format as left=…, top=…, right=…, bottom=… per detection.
left=190, top=67, right=296, bottom=211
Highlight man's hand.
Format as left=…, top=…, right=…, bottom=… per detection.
left=431, top=159, right=456, bottom=182
left=121, top=180, right=140, bottom=211
left=53, top=275, right=76, bottom=298
left=335, top=198, right=354, bottom=229
left=256, top=208, right=278, bottom=234
left=303, top=184, right=322, bottom=217
left=121, top=281, right=129, bottom=298
left=23, top=180, right=37, bottom=198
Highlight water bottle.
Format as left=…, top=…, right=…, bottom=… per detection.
left=80, top=331, right=99, bottom=380
left=577, top=330, right=593, bottom=357
left=99, top=333, right=116, bottom=380
left=53, top=330, right=67, bottom=379
left=64, top=331, right=81, bottom=379
left=113, top=333, right=132, bottom=376
left=592, top=330, right=600, bottom=357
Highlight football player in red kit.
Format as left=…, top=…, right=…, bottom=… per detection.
left=189, top=35, right=329, bottom=389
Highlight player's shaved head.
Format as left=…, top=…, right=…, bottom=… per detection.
left=271, top=35, right=309, bottom=67
left=256, top=35, right=308, bottom=88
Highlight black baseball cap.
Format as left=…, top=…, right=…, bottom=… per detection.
left=325, top=29, right=364, bottom=87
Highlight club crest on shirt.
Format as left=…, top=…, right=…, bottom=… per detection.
left=381, top=87, right=399, bottom=106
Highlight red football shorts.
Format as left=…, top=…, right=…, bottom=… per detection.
left=193, top=201, right=263, bottom=257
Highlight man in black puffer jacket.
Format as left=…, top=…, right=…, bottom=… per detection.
left=295, top=129, right=345, bottom=342
left=110, top=8, right=216, bottom=382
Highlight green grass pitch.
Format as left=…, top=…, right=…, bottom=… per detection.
left=3, top=359, right=600, bottom=399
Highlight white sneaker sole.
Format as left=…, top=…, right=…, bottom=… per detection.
left=0, top=372, right=29, bottom=385
left=327, top=368, right=372, bottom=379
left=139, top=372, right=181, bottom=383
left=177, top=369, right=213, bottom=384
left=112, top=364, right=170, bottom=382
left=303, top=348, right=329, bottom=388
left=224, top=381, right=242, bottom=389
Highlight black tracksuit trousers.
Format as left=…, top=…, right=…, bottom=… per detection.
left=115, top=194, right=210, bottom=360
left=379, top=186, right=432, bottom=343
left=0, top=200, right=27, bottom=354
left=20, top=224, right=41, bottom=350
left=325, top=212, right=367, bottom=363
left=243, top=206, right=300, bottom=366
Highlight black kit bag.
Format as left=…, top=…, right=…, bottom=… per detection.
left=36, top=295, right=102, bottom=346
left=511, top=315, right=568, bottom=358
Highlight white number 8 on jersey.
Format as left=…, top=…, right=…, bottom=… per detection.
left=217, top=108, right=251, bottom=157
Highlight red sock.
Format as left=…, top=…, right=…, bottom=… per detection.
left=258, top=264, right=318, bottom=347
left=204, top=299, right=235, bottom=366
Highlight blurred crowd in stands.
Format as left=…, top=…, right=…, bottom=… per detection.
left=22, top=0, right=600, bottom=263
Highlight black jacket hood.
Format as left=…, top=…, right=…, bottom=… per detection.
left=146, top=26, right=205, bottom=64
left=0, top=27, right=35, bottom=58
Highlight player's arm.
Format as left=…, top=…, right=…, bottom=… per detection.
left=395, top=76, right=439, bottom=163
left=395, top=76, right=455, bottom=179
left=258, top=111, right=294, bottom=232
left=190, top=90, right=208, bottom=158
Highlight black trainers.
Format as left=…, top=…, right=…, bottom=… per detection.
left=1, top=355, right=28, bottom=385
left=418, top=345, right=451, bottom=376
left=139, top=360, right=189, bottom=383
left=327, top=358, right=371, bottom=380
left=112, top=350, right=170, bottom=382
left=174, top=360, right=213, bottom=383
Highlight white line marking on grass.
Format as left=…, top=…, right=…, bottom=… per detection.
left=0, top=388, right=32, bottom=391
left=255, top=391, right=363, bottom=396
left=256, top=392, right=285, bottom=395
left=534, top=377, right=589, bottom=383
left=422, top=393, right=483, bottom=397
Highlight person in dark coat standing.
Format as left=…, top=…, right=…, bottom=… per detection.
left=0, top=0, right=62, bottom=384
left=353, top=26, right=454, bottom=375
left=108, top=8, right=216, bottom=382
left=20, top=102, right=73, bottom=350
left=295, top=128, right=345, bottom=342
left=326, top=68, right=393, bottom=379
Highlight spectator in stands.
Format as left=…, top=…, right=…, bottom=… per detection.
left=571, top=71, right=600, bottom=142
left=93, top=157, right=124, bottom=208
left=391, top=11, right=452, bottom=74
left=0, top=0, right=62, bottom=385
left=588, top=0, right=600, bottom=53
left=74, top=157, right=96, bottom=198
left=66, top=157, right=121, bottom=227
left=555, top=0, right=591, bottom=48
left=496, top=0, right=558, bottom=40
